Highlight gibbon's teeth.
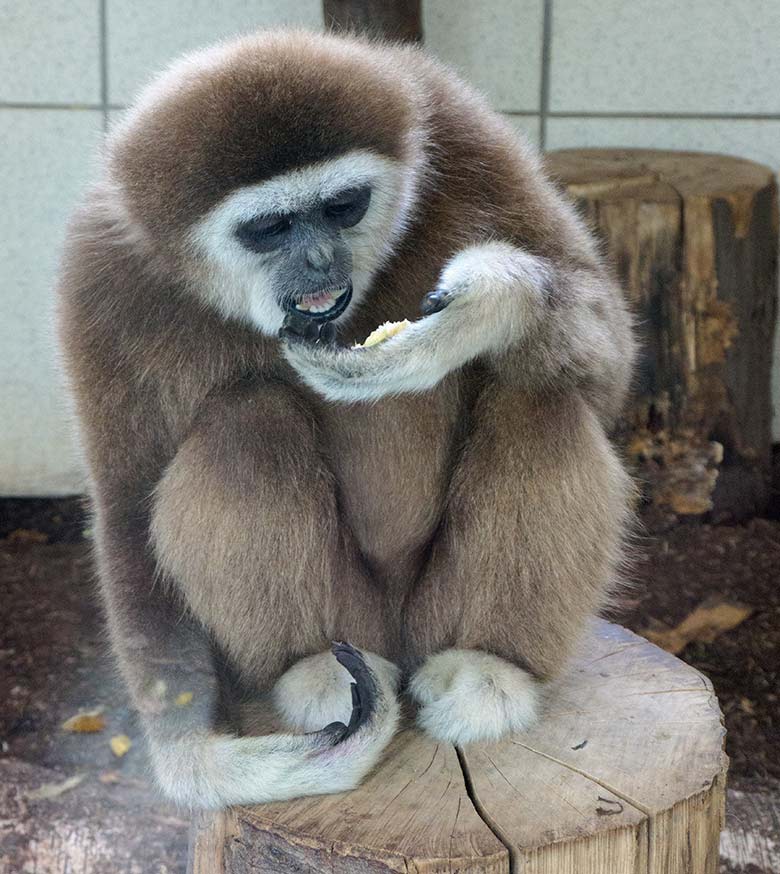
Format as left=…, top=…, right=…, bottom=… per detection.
left=295, top=290, right=341, bottom=313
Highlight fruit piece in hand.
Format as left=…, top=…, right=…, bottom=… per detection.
left=353, top=319, right=411, bottom=348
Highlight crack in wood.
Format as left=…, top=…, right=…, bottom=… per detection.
left=455, top=745, right=514, bottom=874
left=508, top=739, right=652, bottom=817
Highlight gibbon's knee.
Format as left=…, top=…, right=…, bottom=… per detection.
left=408, top=649, right=540, bottom=744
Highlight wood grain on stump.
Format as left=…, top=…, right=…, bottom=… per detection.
left=547, top=149, right=778, bottom=526
left=188, top=622, right=727, bottom=873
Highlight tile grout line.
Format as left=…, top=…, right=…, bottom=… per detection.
left=3, top=100, right=780, bottom=123
left=99, top=0, right=109, bottom=132
left=539, top=0, right=554, bottom=150
left=0, top=102, right=105, bottom=111
left=548, top=110, right=780, bottom=121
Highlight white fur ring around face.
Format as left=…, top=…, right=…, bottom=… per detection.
left=408, top=648, right=540, bottom=744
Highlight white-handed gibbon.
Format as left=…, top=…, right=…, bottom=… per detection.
left=57, top=29, right=635, bottom=808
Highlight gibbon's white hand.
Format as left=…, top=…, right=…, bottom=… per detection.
left=281, top=242, right=551, bottom=403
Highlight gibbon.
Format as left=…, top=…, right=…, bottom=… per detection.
left=57, top=29, right=635, bottom=808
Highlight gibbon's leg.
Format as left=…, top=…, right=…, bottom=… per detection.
left=139, top=381, right=399, bottom=805
left=95, top=507, right=398, bottom=808
left=403, top=385, right=633, bottom=744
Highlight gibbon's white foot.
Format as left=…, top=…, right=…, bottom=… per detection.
left=151, top=643, right=401, bottom=808
left=281, top=242, right=550, bottom=404
left=273, top=647, right=401, bottom=732
left=408, top=648, right=540, bottom=744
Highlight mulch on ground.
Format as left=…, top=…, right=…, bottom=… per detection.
left=0, top=511, right=778, bottom=872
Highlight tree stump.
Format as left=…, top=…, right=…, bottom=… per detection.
left=547, top=149, right=778, bottom=527
left=188, top=622, right=727, bottom=873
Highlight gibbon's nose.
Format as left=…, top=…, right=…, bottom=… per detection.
left=305, top=243, right=335, bottom=274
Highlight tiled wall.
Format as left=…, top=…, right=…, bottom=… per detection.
left=2, top=0, right=780, bottom=494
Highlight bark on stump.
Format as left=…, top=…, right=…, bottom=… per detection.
left=188, top=622, right=727, bottom=873
left=547, top=149, right=778, bottom=527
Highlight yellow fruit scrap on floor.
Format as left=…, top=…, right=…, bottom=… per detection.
left=639, top=596, right=753, bottom=654
left=355, top=319, right=411, bottom=348
left=175, top=691, right=193, bottom=706
left=62, top=710, right=106, bottom=733
left=26, top=774, right=85, bottom=801
left=110, top=734, right=132, bottom=757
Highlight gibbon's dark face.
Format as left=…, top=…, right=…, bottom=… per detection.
left=189, top=150, right=419, bottom=335
left=234, top=184, right=371, bottom=323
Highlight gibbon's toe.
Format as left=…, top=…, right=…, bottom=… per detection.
left=273, top=646, right=400, bottom=733
left=409, top=649, right=540, bottom=744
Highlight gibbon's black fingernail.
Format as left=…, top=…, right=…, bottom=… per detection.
left=281, top=311, right=320, bottom=343
left=318, top=321, right=337, bottom=345
left=320, top=721, right=349, bottom=744
left=345, top=683, right=364, bottom=735
left=421, top=290, right=450, bottom=316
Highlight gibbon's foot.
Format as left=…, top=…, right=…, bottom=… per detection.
left=409, top=648, right=540, bottom=744
left=152, top=645, right=401, bottom=808
left=273, top=643, right=400, bottom=734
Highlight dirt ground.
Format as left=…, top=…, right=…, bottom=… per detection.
left=0, top=501, right=778, bottom=873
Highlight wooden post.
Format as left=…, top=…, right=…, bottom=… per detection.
left=323, top=0, right=423, bottom=42
left=188, top=622, right=727, bottom=873
left=547, top=150, right=778, bottom=527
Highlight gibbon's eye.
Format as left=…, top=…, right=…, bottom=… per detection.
left=235, top=215, right=293, bottom=252
left=323, top=186, right=371, bottom=229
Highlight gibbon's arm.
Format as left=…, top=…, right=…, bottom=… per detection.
left=93, top=485, right=389, bottom=808
left=74, top=369, right=395, bottom=809
left=282, top=241, right=635, bottom=427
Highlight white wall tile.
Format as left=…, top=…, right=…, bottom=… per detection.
left=424, top=0, right=543, bottom=112
left=546, top=115, right=780, bottom=439
left=0, top=0, right=101, bottom=104
left=0, top=109, right=103, bottom=495
left=107, top=0, right=322, bottom=104
left=551, top=0, right=780, bottom=114
left=504, top=114, right=541, bottom=148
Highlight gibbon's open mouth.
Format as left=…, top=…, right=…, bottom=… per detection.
left=285, top=282, right=352, bottom=322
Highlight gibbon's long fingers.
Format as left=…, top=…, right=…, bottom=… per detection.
left=331, top=640, right=377, bottom=736
left=281, top=243, right=553, bottom=403
left=151, top=646, right=400, bottom=808
left=281, top=315, right=464, bottom=403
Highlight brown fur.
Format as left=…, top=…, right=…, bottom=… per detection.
left=57, top=30, right=635, bottom=805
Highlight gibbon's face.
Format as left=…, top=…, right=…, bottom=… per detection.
left=190, top=149, right=417, bottom=335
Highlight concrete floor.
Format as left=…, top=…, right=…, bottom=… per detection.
left=0, top=542, right=188, bottom=874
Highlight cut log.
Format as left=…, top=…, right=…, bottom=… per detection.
left=188, top=622, right=727, bottom=873
left=547, top=149, right=778, bottom=527
left=323, top=1, right=423, bottom=42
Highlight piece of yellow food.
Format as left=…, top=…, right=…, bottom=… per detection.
left=175, top=691, right=194, bottom=706
left=354, top=319, right=411, bottom=348
left=109, top=734, right=132, bottom=757
left=62, top=710, right=106, bottom=733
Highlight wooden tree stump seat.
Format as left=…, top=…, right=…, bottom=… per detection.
left=188, top=622, right=727, bottom=873
left=546, top=149, right=778, bottom=527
